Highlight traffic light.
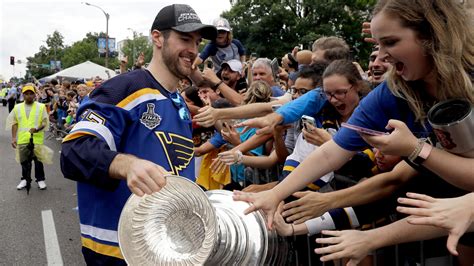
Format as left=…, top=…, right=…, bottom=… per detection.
left=10, top=56, right=15, bottom=66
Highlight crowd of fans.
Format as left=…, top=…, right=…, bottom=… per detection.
left=1, top=78, right=98, bottom=139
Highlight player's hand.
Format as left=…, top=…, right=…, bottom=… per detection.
left=126, top=158, right=168, bottom=197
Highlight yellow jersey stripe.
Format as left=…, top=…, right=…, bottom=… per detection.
left=116, top=88, right=163, bottom=109
left=63, top=131, right=96, bottom=143
left=81, top=237, right=123, bottom=260
left=362, top=148, right=375, bottom=162
left=307, top=183, right=320, bottom=191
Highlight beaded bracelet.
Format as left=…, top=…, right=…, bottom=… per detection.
left=408, top=138, right=428, bottom=164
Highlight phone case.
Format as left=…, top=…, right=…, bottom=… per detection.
left=341, top=122, right=388, bottom=136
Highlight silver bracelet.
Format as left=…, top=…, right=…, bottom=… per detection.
left=408, top=138, right=427, bottom=162
left=235, top=150, right=243, bottom=164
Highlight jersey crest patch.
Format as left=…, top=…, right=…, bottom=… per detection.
left=140, top=103, right=161, bottom=129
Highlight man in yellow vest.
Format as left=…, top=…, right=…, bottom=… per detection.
left=7, top=84, right=49, bottom=190
left=0, top=86, right=7, bottom=106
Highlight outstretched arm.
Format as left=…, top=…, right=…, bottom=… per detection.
left=282, top=160, right=416, bottom=223
left=315, top=218, right=457, bottom=264
left=397, top=192, right=474, bottom=255
left=233, top=140, right=354, bottom=229
left=363, top=119, right=474, bottom=191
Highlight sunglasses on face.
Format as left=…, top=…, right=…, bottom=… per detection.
left=169, top=92, right=191, bottom=122
left=321, top=85, right=353, bottom=101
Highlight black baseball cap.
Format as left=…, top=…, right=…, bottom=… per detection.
left=151, top=4, right=217, bottom=40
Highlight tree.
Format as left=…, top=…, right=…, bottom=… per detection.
left=120, top=32, right=152, bottom=69
left=223, top=0, right=376, bottom=67
left=61, top=32, right=119, bottom=70
left=26, top=31, right=120, bottom=79
left=45, top=30, right=64, bottom=62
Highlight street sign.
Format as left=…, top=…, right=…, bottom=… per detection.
left=50, top=60, right=61, bottom=70
left=98, top=37, right=116, bottom=53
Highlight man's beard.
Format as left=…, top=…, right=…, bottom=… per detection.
left=162, top=40, right=191, bottom=79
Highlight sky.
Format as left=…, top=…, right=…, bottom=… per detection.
left=0, top=0, right=231, bottom=81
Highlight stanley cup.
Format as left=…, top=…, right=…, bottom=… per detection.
left=118, top=175, right=288, bottom=265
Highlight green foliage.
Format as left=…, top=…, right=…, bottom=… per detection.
left=223, top=0, right=376, bottom=67
left=26, top=31, right=120, bottom=79
left=120, top=32, right=152, bottom=69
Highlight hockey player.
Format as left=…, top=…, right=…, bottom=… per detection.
left=60, top=4, right=217, bottom=265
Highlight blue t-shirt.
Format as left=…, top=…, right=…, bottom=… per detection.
left=333, top=81, right=431, bottom=151
left=276, top=88, right=327, bottom=126
left=271, top=85, right=285, bottom=97
left=199, top=39, right=246, bottom=72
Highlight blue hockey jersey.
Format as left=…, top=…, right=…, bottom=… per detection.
left=61, top=69, right=195, bottom=259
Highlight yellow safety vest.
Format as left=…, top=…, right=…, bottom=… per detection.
left=0, top=88, right=7, bottom=97
left=15, top=102, right=45, bottom=145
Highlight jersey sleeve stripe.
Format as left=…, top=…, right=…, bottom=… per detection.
left=81, top=237, right=123, bottom=259
left=80, top=223, right=119, bottom=243
left=116, top=88, right=166, bottom=110
left=70, top=121, right=117, bottom=151
left=283, top=165, right=296, bottom=172
left=62, top=131, right=96, bottom=143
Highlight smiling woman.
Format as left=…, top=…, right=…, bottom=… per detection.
left=371, top=0, right=474, bottom=122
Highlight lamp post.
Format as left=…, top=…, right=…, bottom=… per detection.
left=83, top=2, right=110, bottom=68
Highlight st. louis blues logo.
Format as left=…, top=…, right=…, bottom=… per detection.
left=140, top=103, right=161, bottom=129
left=156, top=132, right=194, bottom=175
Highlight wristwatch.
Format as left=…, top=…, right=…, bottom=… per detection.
left=412, top=141, right=433, bottom=166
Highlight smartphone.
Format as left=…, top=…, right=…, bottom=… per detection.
left=270, top=58, right=279, bottom=80
left=301, top=115, right=316, bottom=130
left=206, top=60, right=214, bottom=69
left=341, top=122, right=388, bottom=136
left=271, top=104, right=282, bottom=111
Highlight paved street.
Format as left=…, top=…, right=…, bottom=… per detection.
left=0, top=105, right=85, bottom=265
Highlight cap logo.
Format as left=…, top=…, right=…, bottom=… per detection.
left=177, top=13, right=199, bottom=23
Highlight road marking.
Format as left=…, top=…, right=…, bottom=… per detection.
left=42, top=210, right=64, bottom=265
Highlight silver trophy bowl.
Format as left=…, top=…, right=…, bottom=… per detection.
left=118, top=175, right=288, bottom=265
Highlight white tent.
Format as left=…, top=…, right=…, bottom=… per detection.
left=40, top=60, right=117, bottom=81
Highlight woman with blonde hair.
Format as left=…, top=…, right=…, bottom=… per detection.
left=242, top=80, right=272, bottom=105
left=234, top=0, right=473, bottom=263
